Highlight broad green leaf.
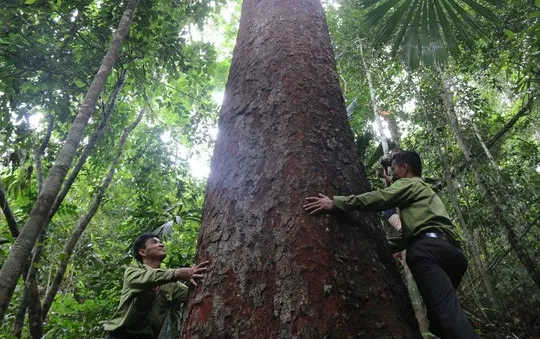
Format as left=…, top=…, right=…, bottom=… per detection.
left=74, top=79, right=86, bottom=88
left=503, top=29, right=515, bottom=38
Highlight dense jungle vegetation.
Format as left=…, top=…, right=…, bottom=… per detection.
left=0, top=0, right=538, bottom=337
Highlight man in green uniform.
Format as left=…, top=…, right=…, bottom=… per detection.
left=303, top=151, right=478, bottom=339
left=104, top=233, right=209, bottom=338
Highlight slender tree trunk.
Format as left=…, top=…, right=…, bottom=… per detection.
left=359, top=40, right=389, bottom=154
left=403, top=260, right=429, bottom=333
left=0, top=0, right=139, bottom=322
left=41, top=108, right=145, bottom=319
left=455, top=97, right=533, bottom=175
left=387, top=216, right=429, bottom=333
left=0, top=179, right=19, bottom=238
left=33, top=115, right=55, bottom=195
left=15, top=115, right=55, bottom=338
left=440, top=72, right=540, bottom=290
left=12, top=69, right=128, bottom=337
left=26, top=278, right=42, bottom=339
left=471, top=121, right=499, bottom=174
left=385, top=113, right=401, bottom=146
left=441, top=156, right=499, bottom=311
left=180, top=1, right=421, bottom=337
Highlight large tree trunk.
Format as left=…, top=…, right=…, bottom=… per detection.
left=0, top=0, right=139, bottom=322
left=180, top=1, right=421, bottom=337
left=41, top=108, right=145, bottom=319
left=440, top=72, right=540, bottom=290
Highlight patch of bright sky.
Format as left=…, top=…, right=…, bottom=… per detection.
left=28, top=111, right=44, bottom=131
left=165, top=1, right=238, bottom=179
left=161, top=127, right=218, bottom=180
left=321, top=0, right=340, bottom=10
left=183, top=1, right=239, bottom=60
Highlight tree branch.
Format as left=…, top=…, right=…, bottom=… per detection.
left=485, top=97, right=534, bottom=149
left=0, top=180, right=19, bottom=238
left=14, top=69, right=129, bottom=335
left=34, top=115, right=55, bottom=194
left=461, top=214, right=540, bottom=302
left=42, top=107, right=146, bottom=319
left=0, top=0, right=139, bottom=322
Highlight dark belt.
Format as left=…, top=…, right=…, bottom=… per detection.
left=410, top=230, right=461, bottom=248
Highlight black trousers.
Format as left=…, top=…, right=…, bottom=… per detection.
left=406, top=237, right=479, bottom=339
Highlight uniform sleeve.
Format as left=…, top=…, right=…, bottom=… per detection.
left=172, top=282, right=189, bottom=303
left=333, top=179, right=417, bottom=212
left=125, top=266, right=176, bottom=290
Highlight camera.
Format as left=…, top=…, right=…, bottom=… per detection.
left=380, top=157, right=392, bottom=168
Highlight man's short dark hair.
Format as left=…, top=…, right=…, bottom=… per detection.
left=393, top=151, right=422, bottom=177
left=133, top=233, right=158, bottom=263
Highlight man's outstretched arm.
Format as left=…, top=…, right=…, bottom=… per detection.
left=126, top=261, right=209, bottom=289
left=304, top=180, right=416, bottom=214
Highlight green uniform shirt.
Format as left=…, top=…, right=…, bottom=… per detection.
left=333, top=177, right=458, bottom=252
left=104, top=264, right=189, bottom=338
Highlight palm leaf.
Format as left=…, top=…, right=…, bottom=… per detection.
left=391, top=0, right=420, bottom=56
left=441, top=0, right=477, bottom=51
left=434, top=0, right=461, bottom=59
left=419, top=1, right=432, bottom=65
left=446, top=0, right=489, bottom=40
left=362, top=0, right=503, bottom=68
left=427, top=0, right=447, bottom=64
left=376, top=0, right=412, bottom=44
left=460, top=0, right=499, bottom=23
left=366, top=0, right=403, bottom=25
left=480, top=0, right=503, bottom=7
left=346, top=97, right=358, bottom=120
left=402, top=5, right=422, bottom=68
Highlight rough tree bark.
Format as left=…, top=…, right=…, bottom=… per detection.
left=384, top=113, right=401, bottom=146
left=180, top=1, right=421, bottom=338
left=0, top=0, right=139, bottom=322
left=440, top=73, right=540, bottom=290
left=41, top=108, right=145, bottom=319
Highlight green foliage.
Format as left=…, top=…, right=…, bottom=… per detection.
left=0, top=0, right=235, bottom=337
left=329, top=0, right=540, bottom=336
left=1, top=0, right=538, bottom=337
left=361, top=0, right=502, bottom=68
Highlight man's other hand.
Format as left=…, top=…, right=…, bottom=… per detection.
left=303, top=193, right=334, bottom=215
left=174, top=260, right=210, bottom=286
